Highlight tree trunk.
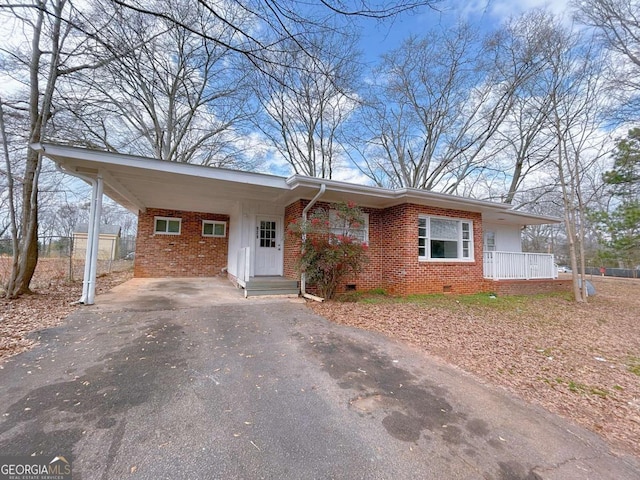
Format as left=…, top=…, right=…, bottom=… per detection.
left=0, top=98, right=20, bottom=295
left=6, top=0, right=62, bottom=298
left=8, top=147, right=41, bottom=296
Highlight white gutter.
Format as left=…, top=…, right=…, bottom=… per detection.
left=54, top=162, right=103, bottom=305
left=300, top=183, right=326, bottom=300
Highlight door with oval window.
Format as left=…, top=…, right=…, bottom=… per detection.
left=254, top=216, right=283, bottom=276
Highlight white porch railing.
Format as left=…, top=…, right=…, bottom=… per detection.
left=237, top=247, right=251, bottom=286
left=483, top=251, right=557, bottom=280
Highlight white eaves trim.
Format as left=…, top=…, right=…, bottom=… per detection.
left=35, top=143, right=560, bottom=226
left=286, top=175, right=511, bottom=210
left=34, top=143, right=290, bottom=190
left=287, top=175, right=561, bottom=224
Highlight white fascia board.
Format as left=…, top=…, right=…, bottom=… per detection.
left=400, top=188, right=512, bottom=212
left=288, top=175, right=513, bottom=211
left=286, top=175, right=394, bottom=199
left=36, top=143, right=290, bottom=190
left=288, top=175, right=560, bottom=224
left=497, top=211, right=562, bottom=225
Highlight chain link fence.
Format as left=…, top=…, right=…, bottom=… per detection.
left=0, top=236, right=136, bottom=290
left=583, top=266, right=640, bottom=279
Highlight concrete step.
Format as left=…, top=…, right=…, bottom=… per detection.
left=245, top=279, right=298, bottom=289
left=245, top=288, right=300, bottom=297
left=244, top=277, right=299, bottom=297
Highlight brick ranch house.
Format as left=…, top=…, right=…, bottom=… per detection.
left=37, top=143, right=570, bottom=301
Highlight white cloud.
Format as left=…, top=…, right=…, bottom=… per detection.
left=454, top=0, right=573, bottom=23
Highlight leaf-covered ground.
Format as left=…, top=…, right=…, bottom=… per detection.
left=0, top=267, right=133, bottom=364
left=309, top=276, right=640, bottom=458
left=2, top=268, right=638, bottom=458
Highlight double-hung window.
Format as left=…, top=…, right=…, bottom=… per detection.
left=154, top=216, right=181, bottom=235
left=202, top=220, right=227, bottom=238
left=418, top=216, right=473, bottom=261
left=329, top=210, right=369, bottom=244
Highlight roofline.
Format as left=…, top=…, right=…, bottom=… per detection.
left=286, top=175, right=560, bottom=224
left=35, top=143, right=560, bottom=225
left=287, top=175, right=513, bottom=211
left=34, top=143, right=290, bottom=190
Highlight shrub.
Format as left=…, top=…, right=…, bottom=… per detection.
left=288, top=202, right=368, bottom=299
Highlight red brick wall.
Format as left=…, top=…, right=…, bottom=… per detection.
left=283, top=200, right=384, bottom=290
left=284, top=201, right=304, bottom=280
left=379, top=204, right=484, bottom=295
left=485, top=279, right=572, bottom=296
left=134, top=208, right=229, bottom=277
left=284, top=200, right=485, bottom=295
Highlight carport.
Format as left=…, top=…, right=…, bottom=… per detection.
left=35, top=143, right=302, bottom=304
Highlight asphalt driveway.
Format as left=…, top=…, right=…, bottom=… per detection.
left=1, top=278, right=638, bottom=479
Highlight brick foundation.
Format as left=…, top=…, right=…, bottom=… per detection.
left=484, top=279, right=572, bottom=296
left=134, top=208, right=229, bottom=277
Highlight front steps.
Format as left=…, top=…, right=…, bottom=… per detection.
left=243, top=277, right=300, bottom=297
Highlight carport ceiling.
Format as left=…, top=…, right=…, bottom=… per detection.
left=38, top=143, right=294, bottom=214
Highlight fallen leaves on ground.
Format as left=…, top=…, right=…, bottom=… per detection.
left=0, top=269, right=133, bottom=364
left=309, top=276, right=640, bottom=458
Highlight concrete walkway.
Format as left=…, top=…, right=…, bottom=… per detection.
left=0, top=278, right=638, bottom=479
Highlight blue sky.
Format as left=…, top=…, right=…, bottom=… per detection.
left=357, top=0, right=573, bottom=64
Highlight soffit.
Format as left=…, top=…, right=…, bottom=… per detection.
left=38, top=143, right=292, bottom=214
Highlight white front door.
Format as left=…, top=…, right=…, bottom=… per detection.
left=254, top=216, right=283, bottom=276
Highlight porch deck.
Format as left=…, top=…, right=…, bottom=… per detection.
left=483, top=251, right=557, bottom=280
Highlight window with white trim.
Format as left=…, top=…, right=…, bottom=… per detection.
left=418, top=216, right=473, bottom=260
left=154, top=216, right=181, bottom=235
left=484, top=231, right=496, bottom=251
left=202, top=220, right=226, bottom=237
left=329, top=210, right=369, bottom=244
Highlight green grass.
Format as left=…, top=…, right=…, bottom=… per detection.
left=349, top=291, right=536, bottom=310
left=626, top=356, right=640, bottom=376
left=336, top=288, right=388, bottom=303
left=552, top=378, right=610, bottom=398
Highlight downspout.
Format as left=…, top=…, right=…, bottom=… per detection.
left=301, top=183, right=326, bottom=301
left=55, top=163, right=103, bottom=305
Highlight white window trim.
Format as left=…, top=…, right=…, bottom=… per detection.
left=329, top=210, right=369, bottom=244
left=154, top=216, right=182, bottom=235
left=418, top=215, right=474, bottom=262
left=484, top=230, right=496, bottom=252
left=202, top=220, right=227, bottom=238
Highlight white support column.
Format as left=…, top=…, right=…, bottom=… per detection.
left=84, top=174, right=103, bottom=305
left=78, top=179, right=99, bottom=304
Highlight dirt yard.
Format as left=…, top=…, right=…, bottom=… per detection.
left=309, top=276, right=640, bottom=458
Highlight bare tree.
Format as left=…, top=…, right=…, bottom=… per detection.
left=543, top=21, right=609, bottom=302
left=107, top=0, right=442, bottom=71
left=0, top=98, right=19, bottom=276
left=60, top=0, right=252, bottom=167
left=490, top=12, right=561, bottom=205
left=575, top=0, right=640, bottom=68
left=352, top=21, right=541, bottom=193
left=251, top=32, right=361, bottom=178
left=0, top=0, right=125, bottom=297
left=574, top=0, right=640, bottom=120
left=1, top=0, right=71, bottom=296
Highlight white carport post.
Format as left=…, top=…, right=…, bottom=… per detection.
left=81, top=174, right=103, bottom=304
left=53, top=161, right=103, bottom=305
